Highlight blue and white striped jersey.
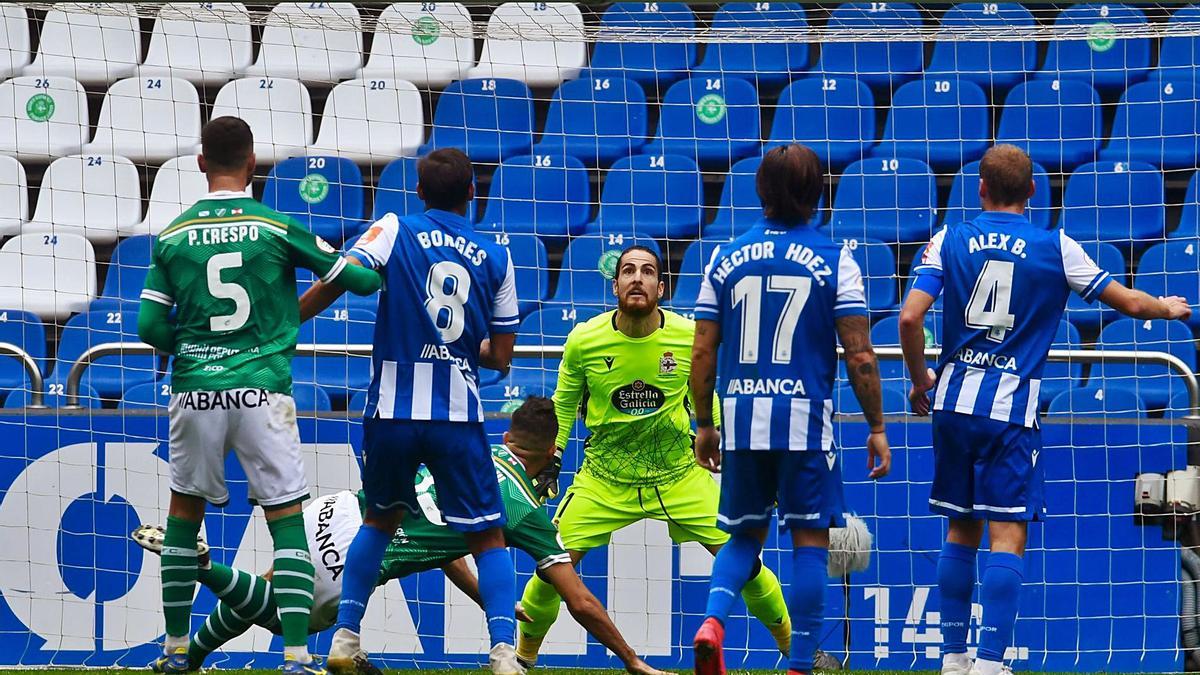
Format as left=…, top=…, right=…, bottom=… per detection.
left=695, top=220, right=868, bottom=451
left=912, top=211, right=1111, bottom=428
left=349, top=209, right=519, bottom=422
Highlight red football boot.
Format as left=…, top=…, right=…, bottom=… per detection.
left=693, top=617, right=726, bottom=675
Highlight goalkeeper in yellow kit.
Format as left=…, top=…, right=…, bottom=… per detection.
left=518, top=246, right=791, bottom=667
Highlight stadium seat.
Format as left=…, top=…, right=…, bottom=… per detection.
left=842, top=237, right=899, bottom=315
left=834, top=382, right=909, bottom=416
left=292, top=383, right=333, bottom=412
left=1036, top=3, right=1150, bottom=94
left=549, top=233, right=661, bottom=308
left=1040, top=320, right=1084, bottom=409
left=0, top=75, right=89, bottom=161
left=419, top=78, right=535, bottom=164
left=210, top=78, right=313, bottom=164
left=872, top=77, right=990, bottom=171
left=868, top=314, right=941, bottom=389
left=766, top=77, right=876, bottom=171
left=813, top=2, right=924, bottom=90
left=996, top=79, right=1101, bottom=172
left=665, top=238, right=722, bottom=314
left=0, top=5, right=31, bottom=79
left=1166, top=389, right=1196, bottom=419
left=1174, top=171, right=1200, bottom=240
left=294, top=266, right=378, bottom=314
left=0, top=155, right=28, bottom=236
left=1059, top=161, right=1164, bottom=248
left=92, top=235, right=153, bottom=312
left=307, top=78, right=424, bottom=163
left=508, top=306, right=602, bottom=389
left=1046, top=386, right=1148, bottom=418
left=479, top=154, right=591, bottom=240
left=54, top=309, right=156, bottom=400
left=927, top=3, right=1036, bottom=93
left=533, top=77, right=648, bottom=168
left=347, top=389, right=368, bottom=415
left=829, top=158, right=938, bottom=244
left=1092, top=318, right=1195, bottom=409
left=83, top=77, right=202, bottom=164
left=0, top=310, right=46, bottom=393
left=705, top=156, right=824, bottom=240
left=490, top=232, right=549, bottom=316
left=1150, top=4, right=1200, bottom=85
left=1100, top=80, right=1200, bottom=170
left=243, top=2, right=363, bottom=83
left=129, top=155, right=251, bottom=237
left=138, top=3, right=253, bottom=85
left=467, top=2, right=586, bottom=87
left=694, top=2, right=809, bottom=91
left=120, top=379, right=172, bottom=410
left=643, top=76, right=761, bottom=168
left=4, top=379, right=100, bottom=409
left=944, top=160, right=1054, bottom=229
left=24, top=154, right=141, bottom=246
left=359, top=2, right=474, bottom=88
left=1133, top=239, right=1200, bottom=332
left=24, top=4, right=140, bottom=86
left=0, top=233, right=95, bottom=320
left=480, top=382, right=552, bottom=415
left=1063, top=241, right=1124, bottom=331
left=372, top=157, right=477, bottom=223
left=262, top=156, right=364, bottom=243
left=590, top=154, right=704, bottom=240
left=587, top=2, right=698, bottom=90
left=293, top=308, right=375, bottom=407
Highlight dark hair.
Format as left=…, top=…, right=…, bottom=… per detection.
left=979, top=144, right=1034, bottom=207
left=616, top=245, right=662, bottom=280
left=510, top=396, right=557, bottom=446
left=418, top=148, right=474, bottom=210
left=201, top=116, right=254, bottom=172
left=757, top=144, right=823, bottom=225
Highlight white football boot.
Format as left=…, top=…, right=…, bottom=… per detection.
left=489, top=642, right=526, bottom=675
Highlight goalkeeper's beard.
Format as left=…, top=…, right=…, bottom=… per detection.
left=617, top=289, right=658, bottom=318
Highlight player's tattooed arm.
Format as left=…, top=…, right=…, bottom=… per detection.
left=836, top=315, right=884, bottom=432
left=690, top=320, right=721, bottom=428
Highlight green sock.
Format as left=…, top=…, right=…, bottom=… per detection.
left=267, top=513, right=316, bottom=650
left=188, top=601, right=254, bottom=667
left=742, top=563, right=792, bottom=654
left=198, top=562, right=279, bottom=625
left=517, top=573, right=564, bottom=663
left=161, top=515, right=203, bottom=642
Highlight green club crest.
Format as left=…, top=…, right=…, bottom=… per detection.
left=500, top=397, right=525, bottom=414
left=26, top=93, right=54, bottom=122
left=696, top=93, right=727, bottom=125
left=1088, top=21, right=1117, bottom=52
left=413, top=15, right=441, bottom=46
left=299, top=173, right=330, bottom=204
left=923, top=326, right=935, bottom=348
left=598, top=249, right=620, bottom=280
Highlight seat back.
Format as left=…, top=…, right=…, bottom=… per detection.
left=1106, top=80, right=1200, bottom=168
left=1094, top=318, right=1196, bottom=392
left=537, top=76, right=648, bottom=165
left=928, top=3, right=1036, bottom=88
left=491, top=232, right=548, bottom=314
left=250, top=2, right=363, bottom=82
left=1039, top=3, right=1150, bottom=90
left=29, top=154, right=142, bottom=244
left=815, top=2, right=924, bottom=88
left=373, top=157, right=477, bottom=222
left=121, top=380, right=173, bottom=410
left=423, top=77, right=535, bottom=163
left=651, top=76, right=760, bottom=161
left=0, top=5, right=30, bottom=79
left=27, top=4, right=140, bottom=84
left=0, top=309, right=45, bottom=389
left=697, top=2, right=808, bottom=87
left=0, top=154, right=28, bottom=233
left=596, top=153, right=703, bottom=240
left=99, top=235, right=154, bottom=307
left=0, top=75, right=89, bottom=160
left=141, top=156, right=251, bottom=236
left=0, top=233, right=96, bottom=320
left=55, top=308, right=156, bottom=397
left=590, top=2, right=697, bottom=86
left=141, top=3, right=253, bottom=84
left=310, top=78, right=424, bottom=161
left=1047, top=386, right=1147, bottom=418
left=1133, top=240, right=1200, bottom=323
left=263, top=156, right=364, bottom=241
left=879, top=76, right=989, bottom=161
left=88, top=76, right=201, bottom=163
left=481, top=154, right=591, bottom=239
left=211, top=77, right=313, bottom=163
left=668, top=238, right=724, bottom=312
left=996, top=79, right=1102, bottom=165
left=1060, top=160, right=1164, bottom=245
left=471, top=2, right=586, bottom=86
left=829, top=157, right=937, bottom=243
left=768, top=77, right=875, bottom=169
left=363, top=2, right=474, bottom=87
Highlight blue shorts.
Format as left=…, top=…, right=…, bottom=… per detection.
left=929, top=411, right=1045, bottom=522
left=717, top=450, right=847, bottom=533
left=360, top=418, right=506, bottom=533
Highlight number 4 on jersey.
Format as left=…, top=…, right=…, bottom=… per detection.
left=965, top=259, right=1016, bottom=343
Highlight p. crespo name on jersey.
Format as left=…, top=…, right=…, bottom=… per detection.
left=312, top=495, right=345, bottom=581
left=186, top=224, right=260, bottom=246
left=726, top=378, right=808, bottom=396
left=711, top=240, right=832, bottom=286
left=416, top=229, right=488, bottom=266
left=419, top=343, right=471, bottom=371
left=967, top=232, right=1028, bottom=258
left=954, top=347, right=1019, bottom=371
left=175, top=389, right=270, bottom=410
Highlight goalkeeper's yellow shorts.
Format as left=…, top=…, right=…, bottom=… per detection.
left=551, top=463, right=729, bottom=551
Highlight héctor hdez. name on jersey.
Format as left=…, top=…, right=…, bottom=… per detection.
left=414, top=228, right=488, bottom=369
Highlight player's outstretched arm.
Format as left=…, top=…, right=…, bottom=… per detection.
left=898, top=288, right=938, bottom=416
left=690, top=319, right=722, bottom=473
left=1099, top=281, right=1193, bottom=322
left=836, top=314, right=891, bottom=479
left=479, top=333, right=516, bottom=373
left=136, top=299, right=175, bottom=354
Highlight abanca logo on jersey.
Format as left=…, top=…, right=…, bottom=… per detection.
left=611, top=379, right=665, bottom=416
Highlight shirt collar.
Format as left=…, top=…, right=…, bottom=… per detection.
left=976, top=210, right=1029, bottom=224
left=204, top=190, right=249, bottom=200
left=425, top=208, right=470, bottom=228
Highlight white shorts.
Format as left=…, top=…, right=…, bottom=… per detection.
left=168, top=388, right=308, bottom=508
left=302, top=491, right=362, bottom=632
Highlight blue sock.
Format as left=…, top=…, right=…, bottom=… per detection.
left=475, top=547, right=517, bottom=647
left=334, top=524, right=391, bottom=634
left=937, top=542, right=977, bottom=655
left=787, top=546, right=828, bottom=673
left=705, top=533, right=763, bottom=624
left=978, top=552, right=1024, bottom=663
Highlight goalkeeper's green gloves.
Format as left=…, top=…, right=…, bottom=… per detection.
left=533, top=449, right=563, bottom=503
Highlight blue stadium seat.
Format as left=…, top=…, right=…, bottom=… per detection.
left=508, top=306, right=602, bottom=389
left=1063, top=242, right=1125, bottom=331
left=372, top=158, right=478, bottom=223
left=549, top=233, right=661, bottom=308
left=840, top=237, right=898, bottom=315
left=92, top=235, right=153, bottom=311
left=694, top=3, right=809, bottom=90
left=292, top=383, right=332, bottom=412
left=419, top=78, right=535, bottom=164
left=480, top=382, right=552, bottom=415
left=834, top=382, right=909, bottom=416
left=868, top=314, right=941, bottom=389
left=1046, top=386, right=1148, bottom=418
left=0, top=309, right=45, bottom=393
left=1149, top=4, right=1200, bottom=85
left=704, top=156, right=826, bottom=240
left=1175, top=172, right=1200, bottom=240
left=1166, top=388, right=1196, bottom=419
left=1036, top=3, right=1151, bottom=94
left=996, top=79, right=1101, bottom=172
left=665, top=238, right=723, bottom=314
left=590, top=154, right=703, bottom=240
left=927, top=3, right=1037, bottom=92
left=1093, top=318, right=1195, bottom=409
left=872, top=77, right=990, bottom=171
left=587, top=2, right=698, bottom=90
left=292, top=308, right=375, bottom=407
left=478, top=154, right=590, bottom=240
left=766, top=77, right=876, bottom=171
left=644, top=76, right=761, bottom=168
left=1041, top=320, right=1084, bottom=409
left=1133, top=239, right=1200, bottom=332
left=55, top=309, right=156, bottom=400
left=484, top=232, right=548, bottom=317
left=1060, top=161, right=1164, bottom=248
left=120, top=379, right=171, bottom=410
left=1100, top=80, right=1200, bottom=170
left=262, top=156, right=364, bottom=244
left=533, top=77, right=648, bottom=168
left=5, top=379, right=101, bottom=409
left=829, top=158, right=937, bottom=244
left=944, top=160, right=1054, bottom=229
left=814, top=3, right=924, bottom=90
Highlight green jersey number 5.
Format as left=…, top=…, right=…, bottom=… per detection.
left=207, top=252, right=251, bottom=332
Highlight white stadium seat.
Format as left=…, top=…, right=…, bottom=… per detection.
left=0, top=156, right=28, bottom=236
left=0, top=76, right=89, bottom=161
left=0, top=233, right=96, bottom=321
left=0, top=5, right=32, bottom=79
left=210, top=77, right=313, bottom=164
left=467, top=2, right=586, bottom=87
left=139, top=3, right=253, bottom=86
left=243, top=2, right=363, bottom=83
left=127, top=155, right=251, bottom=237
left=25, top=154, right=142, bottom=246
left=308, top=78, right=423, bottom=162
left=84, top=77, right=201, bottom=164
left=24, top=3, right=141, bottom=86
left=358, top=2, right=474, bottom=88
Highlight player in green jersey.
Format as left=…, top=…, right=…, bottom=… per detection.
left=136, top=117, right=381, bottom=674
left=131, top=398, right=667, bottom=675
left=517, top=246, right=792, bottom=668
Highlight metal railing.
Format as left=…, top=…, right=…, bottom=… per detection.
left=0, top=341, right=44, bottom=408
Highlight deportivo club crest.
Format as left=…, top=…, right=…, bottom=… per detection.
left=659, top=351, right=677, bottom=374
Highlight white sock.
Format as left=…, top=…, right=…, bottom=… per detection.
left=974, top=658, right=1004, bottom=675
left=163, top=634, right=189, bottom=653
left=285, top=646, right=312, bottom=664
left=943, top=652, right=971, bottom=671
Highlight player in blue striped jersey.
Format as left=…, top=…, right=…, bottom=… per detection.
left=298, top=149, right=523, bottom=675
left=900, top=145, right=1191, bottom=675
left=690, top=145, right=891, bottom=675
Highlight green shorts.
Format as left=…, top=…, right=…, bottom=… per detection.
left=552, top=463, right=730, bottom=551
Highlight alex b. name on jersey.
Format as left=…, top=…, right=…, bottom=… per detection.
left=312, top=494, right=346, bottom=582
left=415, top=229, right=488, bottom=266
left=709, top=239, right=833, bottom=286
left=175, top=389, right=269, bottom=410
left=967, top=232, right=1028, bottom=257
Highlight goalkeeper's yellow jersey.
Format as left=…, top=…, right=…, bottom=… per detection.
left=553, top=308, right=718, bottom=487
